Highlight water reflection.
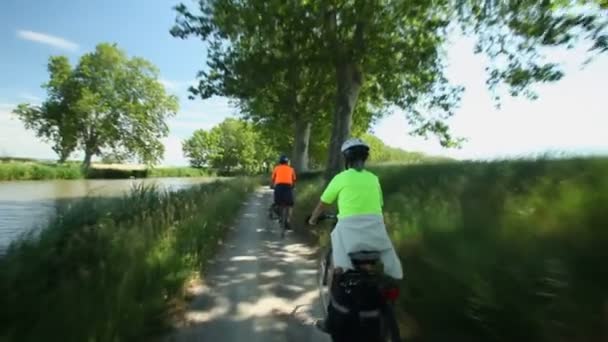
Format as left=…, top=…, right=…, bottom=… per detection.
left=0, top=177, right=219, bottom=252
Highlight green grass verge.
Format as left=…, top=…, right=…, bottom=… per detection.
left=0, top=178, right=257, bottom=341
left=293, top=157, right=608, bottom=342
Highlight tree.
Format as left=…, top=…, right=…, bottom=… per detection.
left=252, top=127, right=278, bottom=174
left=13, top=57, right=77, bottom=163
left=171, top=0, right=385, bottom=172
left=182, top=118, right=274, bottom=173
left=235, top=66, right=335, bottom=173
left=172, top=0, right=607, bottom=178
left=313, top=0, right=607, bottom=177
left=13, top=43, right=178, bottom=168
left=172, top=1, right=337, bottom=173
left=182, top=129, right=214, bottom=168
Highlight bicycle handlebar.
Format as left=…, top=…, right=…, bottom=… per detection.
left=305, top=212, right=337, bottom=225
left=318, top=213, right=337, bottom=221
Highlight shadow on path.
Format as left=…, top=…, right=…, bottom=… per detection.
left=165, top=189, right=330, bottom=342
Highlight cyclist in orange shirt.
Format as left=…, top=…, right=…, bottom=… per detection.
left=271, top=155, right=297, bottom=229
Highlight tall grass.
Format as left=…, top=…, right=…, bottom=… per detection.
left=294, top=157, right=608, bottom=342
left=0, top=161, right=83, bottom=180
left=0, top=178, right=257, bottom=341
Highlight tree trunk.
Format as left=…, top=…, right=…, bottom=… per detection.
left=325, top=62, right=364, bottom=180
left=82, top=150, right=93, bottom=169
left=292, top=117, right=311, bottom=173
left=55, top=142, right=73, bottom=164
left=82, top=129, right=97, bottom=170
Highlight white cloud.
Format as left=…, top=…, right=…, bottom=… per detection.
left=19, top=93, right=42, bottom=103
left=373, top=113, right=453, bottom=157
left=159, top=78, right=179, bottom=91
left=160, top=96, right=236, bottom=165
left=0, top=108, right=56, bottom=159
left=168, top=96, right=236, bottom=136
left=16, top=30, right=79, bottom=52
left=159, top=78, right=198, bottom=93
left=161, top=135, right=188, bottom=166
left=374, top=78, right=608, bottom=161
left=373, top=34, right=608, bottom=160
left=168, top=118, right=217, bottom=132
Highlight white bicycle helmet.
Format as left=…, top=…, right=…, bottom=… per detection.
left=340, top=137, right=369, bottom=153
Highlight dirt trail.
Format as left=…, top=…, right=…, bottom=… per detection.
left=166, top=188, right=330, bottom=342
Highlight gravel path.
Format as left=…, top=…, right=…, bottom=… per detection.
left=166, top=188, right=331, bottom=342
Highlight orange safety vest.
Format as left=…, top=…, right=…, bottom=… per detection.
left=272, top=164, right=296, bottom=185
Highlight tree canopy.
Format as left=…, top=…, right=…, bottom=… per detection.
left=172, top=0, right=607, bottom=177
left=171, top=1, right=391, bottom=173
left=13, top=43, right=179, bottom=167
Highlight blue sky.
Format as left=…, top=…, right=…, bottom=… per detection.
left=1, top=0, right=607, bottom=165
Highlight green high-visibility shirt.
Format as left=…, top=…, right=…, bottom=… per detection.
left=320, top=169, right=384, bottom=219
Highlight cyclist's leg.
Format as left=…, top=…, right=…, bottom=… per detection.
left=287, top=207, right=293, bottom=222
left=272, top=186, right=281, bottom=216
left=285, top=186, right=294, bottom=228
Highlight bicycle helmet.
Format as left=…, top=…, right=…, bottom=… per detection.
left=341, top=137, right=369, bottom=153
left=279, top=155, right=289, bottom=164
left=341, top=138, right=370, bottom=169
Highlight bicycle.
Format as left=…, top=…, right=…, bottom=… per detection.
left=313, top=213, right=401, bottom=342
left=268, top=202, right=290, bottom=238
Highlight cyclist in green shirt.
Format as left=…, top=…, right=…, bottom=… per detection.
left=308, top=137, right=403, bottom=279
left=308, top=137, right=403, bottom=335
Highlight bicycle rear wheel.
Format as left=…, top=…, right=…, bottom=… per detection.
left=279, top=206, right=288, bottom=238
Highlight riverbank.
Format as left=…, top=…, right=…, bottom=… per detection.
left=0, top=178, right=257, bottom=341
left=294, top=157, right=608, bottom=342
left=0, top=160, right=210, bottom=181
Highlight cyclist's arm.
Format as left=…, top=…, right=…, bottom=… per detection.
left=379, top=181, right=384, bottom=208
left=309, top=176, right=339, bottom=224
left=270, top=168, right=277, bottom=186
left=309, top=201, right=330, bottom=224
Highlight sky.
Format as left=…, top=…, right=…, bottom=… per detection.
left=1, top=0, right=606, bottom=165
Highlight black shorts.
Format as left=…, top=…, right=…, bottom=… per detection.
left=274, top=184, right=294, bottom=206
